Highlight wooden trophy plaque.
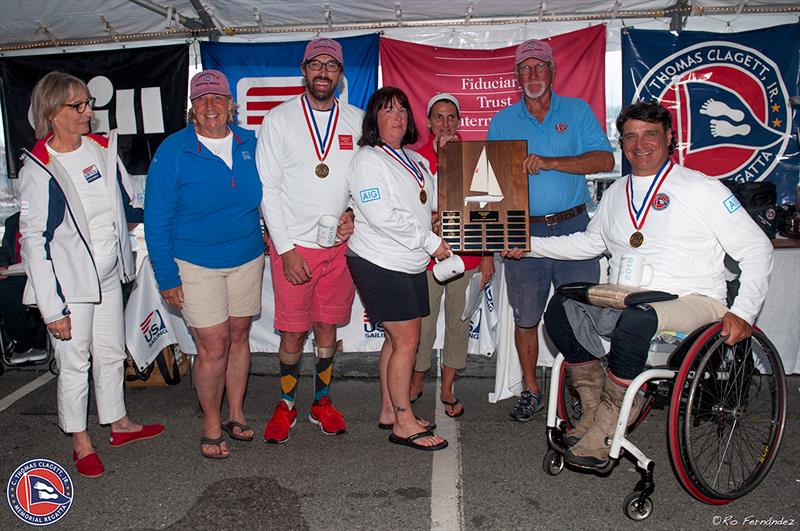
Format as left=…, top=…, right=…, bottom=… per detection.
left=437, top=140, right=530, bottom=252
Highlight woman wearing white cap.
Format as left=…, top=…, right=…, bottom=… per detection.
left=146, top=70, right=264, bottom=459
left=409, top=93, right=495, bottom=418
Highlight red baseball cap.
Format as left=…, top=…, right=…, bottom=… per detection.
left=190, top=70, right=231, bottom=100
left=515, top=39, right=554, bottom=65
left=303, top=37, right=344, bottom=65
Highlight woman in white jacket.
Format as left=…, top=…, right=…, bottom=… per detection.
left=19, top=71, right=163, bottom=478
left=347, top=87, right=450, bottom=451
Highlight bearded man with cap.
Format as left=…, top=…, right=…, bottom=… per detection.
left=146, top=70, right=264, bottom=458
left=409, top=93, right=494, bottom=418
left=488, top=39, right=614, bottom=422
left=256, top=38, right=364, bottom=443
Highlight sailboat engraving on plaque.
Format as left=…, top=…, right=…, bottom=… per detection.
left=464, top=145, right=504, bottom=208
left=438, top=140, right=530, bottom=253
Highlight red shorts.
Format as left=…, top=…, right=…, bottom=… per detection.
left=270, top=244, right=356, bottom=332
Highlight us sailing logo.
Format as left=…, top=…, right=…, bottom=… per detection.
left=6, top=459, right=73, bottom=526
left=140, top=309, right=168, bottom=348
left=633, top=41, right=792, bottom=183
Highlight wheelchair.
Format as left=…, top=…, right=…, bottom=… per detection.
left=542, top=321, right=788, bottom=521
left=0, top=310, right=58, bottom=377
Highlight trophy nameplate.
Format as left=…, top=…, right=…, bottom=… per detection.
left=438, top=140, right=529, bottom=252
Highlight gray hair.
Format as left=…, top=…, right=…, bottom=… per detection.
left=30, top=71, right=89, bottom=139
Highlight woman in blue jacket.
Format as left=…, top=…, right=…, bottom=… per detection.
left=145, top=70, right=264, bottom=459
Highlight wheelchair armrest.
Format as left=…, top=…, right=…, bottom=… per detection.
left=665, top=322, right=721, bottom=370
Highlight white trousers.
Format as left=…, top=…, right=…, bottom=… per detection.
left=55, top=252, right=126, bottom=433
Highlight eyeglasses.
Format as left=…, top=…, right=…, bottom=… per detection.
left=305, top=59, right=342, bottom=73
left=516, top=63, right=550, bottom=76
left=63, top=97, right=96, bottom=114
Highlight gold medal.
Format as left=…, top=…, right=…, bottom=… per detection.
left=419, top=189, right=427, bottom=204
left=315, top=163, right=329, bottom=178
left=629, top=231, right=644, bottom=248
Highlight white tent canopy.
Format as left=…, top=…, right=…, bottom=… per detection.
left=0, top=1, right=797, bottom=54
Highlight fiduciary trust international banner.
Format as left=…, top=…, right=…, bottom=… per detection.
left=380, top=25, right=607, bottom=145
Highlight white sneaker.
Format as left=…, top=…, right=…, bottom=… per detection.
left=27, top=348, right=48, bottom=362
left=5, top=348, right=47, bottom=364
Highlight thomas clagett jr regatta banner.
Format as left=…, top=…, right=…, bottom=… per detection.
left=622, top=23, right=799, bottom=203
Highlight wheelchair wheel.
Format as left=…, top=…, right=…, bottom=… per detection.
left=542, top=449, right=564, bottom=476
left=668, top=324, right=787, bottom=503
left=623, top=491, right=653, bottom=521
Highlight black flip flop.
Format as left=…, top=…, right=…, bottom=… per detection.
left=388, top=430, right=448, bottom=451
left=200, top=436, right=229, bottom=459
left=222, top=420, right=254, bottom=442
left=441, top=398, right=464, bottom=418
left=378, top=416, right=436, bottom=431
left=410, top=391, right=422, bottom=404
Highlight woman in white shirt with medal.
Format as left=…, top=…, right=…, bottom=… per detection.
left=347, top=87, right=451, bottom=451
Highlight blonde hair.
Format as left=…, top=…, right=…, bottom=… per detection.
left=30, top=71, right=89, bottom=139
left=186, top=97, right=239, bottom=125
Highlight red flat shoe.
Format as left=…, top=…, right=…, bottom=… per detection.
left=72, top=450, right=105, bottom=478
left=109, top=423, right=165, bottom=447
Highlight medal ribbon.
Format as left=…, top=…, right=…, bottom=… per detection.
left=625, top=160, right=673, bottom=231
left=301, top=95, right=340, bottom=162
left=381, top=145, right=425, bottom=189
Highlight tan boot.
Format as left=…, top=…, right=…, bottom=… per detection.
left=563, top=361, right=606, bottom=448
left=565, top=376, right=644, bottom=470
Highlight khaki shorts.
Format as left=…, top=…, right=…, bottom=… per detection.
left=649, top=294, right=729, bottom=334
left=176, top=254, right=265, bottom=329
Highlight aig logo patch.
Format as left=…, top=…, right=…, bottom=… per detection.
left=359, top=188, right=381, bottom=203
left=633, top=41, right=791, bottom=184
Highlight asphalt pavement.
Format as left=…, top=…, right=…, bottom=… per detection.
left=1, top=353, right=798, bottom=530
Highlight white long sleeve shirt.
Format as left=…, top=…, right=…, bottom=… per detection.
left=530, top=164, right=773, bottom=324
left=348, top=145, right=442, bottom=274
left=256, top=95, right=364, bottom=255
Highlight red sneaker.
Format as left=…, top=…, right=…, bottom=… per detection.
left=309, top=397, right=347, bottom=435
left=72, top=450, right=104, bottom=478
left=109, top=423, right=165, bottom=447
left=263, top=402, right=297, bottom=444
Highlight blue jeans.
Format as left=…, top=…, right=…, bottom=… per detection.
left=505, top=210, right=599, bottom=327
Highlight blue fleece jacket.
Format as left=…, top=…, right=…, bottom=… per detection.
left=144, top=124, right=263, bottom=290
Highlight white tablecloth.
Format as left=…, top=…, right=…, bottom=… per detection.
left=124, top=248, right=799, bottom=391
left=489, top=247, right=800, bottom=403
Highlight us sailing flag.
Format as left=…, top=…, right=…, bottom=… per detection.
left=381, top=25, right=607, bottom=144
left=0, top=44, right=189, bottom=179
left=622, top=23, right=799, bottom=203
left=201, top=34, right=379, bottom=132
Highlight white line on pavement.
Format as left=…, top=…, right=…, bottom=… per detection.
left=0, top=372, right=56, bottom=413
left=430, top=360, right=464, bottom=531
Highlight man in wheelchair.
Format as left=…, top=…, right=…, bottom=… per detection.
left=505, top=101, right=773, bottom=470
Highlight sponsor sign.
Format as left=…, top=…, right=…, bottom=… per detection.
left=0, top=44, right=189, bottom=178
left=622, top=24, right=799, bottom=202
left=200, top=34, right=378, bottom=131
